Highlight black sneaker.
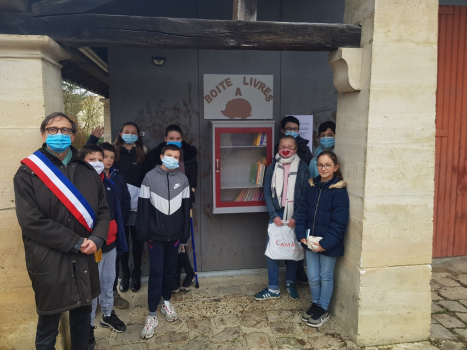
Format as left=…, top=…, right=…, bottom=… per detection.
left=306, top=306, right=330, bottom=328
left=131, top=273, right=141, bottom=292
left=181, top=271, right=195, bottom=290
left=100, top=310, right=126, bottom=332
left=296, top=265, right=309, bottom=285
left=87, top=326, right=96, bottom=350
left=301, top=303, right=319, bottom=322
left=113, top=291, right=129, bottom=309
left=119, top=273, right=129, bottom=293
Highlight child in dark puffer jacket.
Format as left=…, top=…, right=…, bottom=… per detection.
left=295, top=151, right=349, bottom=328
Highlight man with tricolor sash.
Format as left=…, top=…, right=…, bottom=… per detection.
left=14, top=112, right=110, bottom=350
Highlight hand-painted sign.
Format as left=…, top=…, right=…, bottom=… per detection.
left=203, top=74, right=273, bottom=119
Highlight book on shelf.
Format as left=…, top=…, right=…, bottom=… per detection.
left=252, top=133, right=260, bottom=146
left=233, top=187, right=264, bottom=202
left=255, top=161, right=260, bottom=184
left=249, top=162, right=258, bottom=184
left=251, top=132, right=268, bottom=146
left=248, top=157, right=268, bottom=186
left=260, top=157, right=267, bottom=185
left=235, top=189, right=244, bottom=202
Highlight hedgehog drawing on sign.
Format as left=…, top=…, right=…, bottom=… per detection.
left=221, top=98, right=252, bottom=119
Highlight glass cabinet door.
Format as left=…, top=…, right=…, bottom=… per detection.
left=214, top=127, right=273, bottom=209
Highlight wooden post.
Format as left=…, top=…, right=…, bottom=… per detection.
left=233, top=0, right=257, bottom=21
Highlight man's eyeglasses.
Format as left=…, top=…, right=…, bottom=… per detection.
left=317, top=163, right=333, bottom=170
left=284, top=127, right=299, bottom=132
left=45, top=127, right=74, bottom=135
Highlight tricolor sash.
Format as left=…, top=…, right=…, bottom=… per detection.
left=21, top=150, right=96, bottom=232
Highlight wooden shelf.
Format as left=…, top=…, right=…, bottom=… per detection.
left=220, top=145, right=267, bottom=148
left=221, top=182, right=263, bottom=189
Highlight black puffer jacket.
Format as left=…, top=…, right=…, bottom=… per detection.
left=146, top=140, right=198, bottom=204
left=14, top=146, right=110, bottom=315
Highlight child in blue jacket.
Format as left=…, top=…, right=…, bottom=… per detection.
left=79, top=144, right=129, bottom=349
left=295, top=151, right=349, bottom=328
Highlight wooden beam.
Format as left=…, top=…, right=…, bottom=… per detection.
left=0, top=0, right=29, bottom=12
left=0, top=12, right=361, bottom=51
left=63, top=46, right=109, bottom=84
left=233, top=0, right=257, bottom=21
left=31, top=0, right=117, bottom=16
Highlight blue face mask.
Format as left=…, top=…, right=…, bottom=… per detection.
left=121, top=134, right=138, bottom=144
left=320, top=137, right=335, bottom=149
left=161, top=156, right=179, bottom=170
left=46, top=134, right=71, bottom=153
left=167, top=141, right=182, bottom=148
left=285, top=131, right=299, bottom=138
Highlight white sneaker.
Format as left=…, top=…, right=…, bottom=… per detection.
left=161, top=301, right=178, bottom=322
left=140, top=315, right=158, bottom=339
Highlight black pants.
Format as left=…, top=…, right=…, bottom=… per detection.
left=176, top=251, right=194, bottom=277
left=119, top=225, right=144, bottom=277
left=36, top=305, right=91, bottom=350
left=148, top=240, right=178, bottom=312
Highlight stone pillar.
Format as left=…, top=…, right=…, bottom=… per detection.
left=0, top=35, right=70, bottom=348
left=100, top=98, right=112, bottom=142
left=330, top=0, right=438, bottom=346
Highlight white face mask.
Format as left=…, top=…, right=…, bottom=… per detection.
left=88, top=161, right=104, bottom=175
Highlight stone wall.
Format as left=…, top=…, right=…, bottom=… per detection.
left=331, top=0, right=438, bottom=345
left=0, top=34, right=69, bottom=348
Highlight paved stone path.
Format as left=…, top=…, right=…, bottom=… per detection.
left=92, top=258, right=467, bottom=350
left=430, top=257, right=467, bottom=349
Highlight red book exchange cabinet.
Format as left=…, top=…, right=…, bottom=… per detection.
left=211, top=120, right=275, bottom=214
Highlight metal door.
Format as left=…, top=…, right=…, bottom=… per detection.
left=434, top=6, right=467, bottom=257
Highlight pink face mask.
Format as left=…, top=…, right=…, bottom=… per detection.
left=279, top=148, right=295, bottom=158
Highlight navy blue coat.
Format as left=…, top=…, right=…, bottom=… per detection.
left=102, top=169, right=130, bottom=255
left=295, top=176, right=349, bottom=257
left=263, top=158, right=311, bottom=221
left=108, top=168, right=131, bottom=225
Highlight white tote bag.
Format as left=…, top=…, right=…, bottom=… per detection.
left=265, top=222, right=305, bottom=261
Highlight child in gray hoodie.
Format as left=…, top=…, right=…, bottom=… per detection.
left=136, top=144, right=190, bottom=339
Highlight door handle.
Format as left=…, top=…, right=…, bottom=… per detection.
left=216, top=159, right=219, bottom=172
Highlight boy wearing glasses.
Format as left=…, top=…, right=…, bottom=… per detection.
left=275, top=116, right=313, bottom=166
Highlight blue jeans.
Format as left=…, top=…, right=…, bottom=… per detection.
left=266, top=209, right=298, bottom=290
left=305, top=249, right=337, bottom=310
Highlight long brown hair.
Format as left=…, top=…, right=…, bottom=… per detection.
left=317, top=151, right=343, bottom=180
left=113, top=122, right=146, bottom=164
